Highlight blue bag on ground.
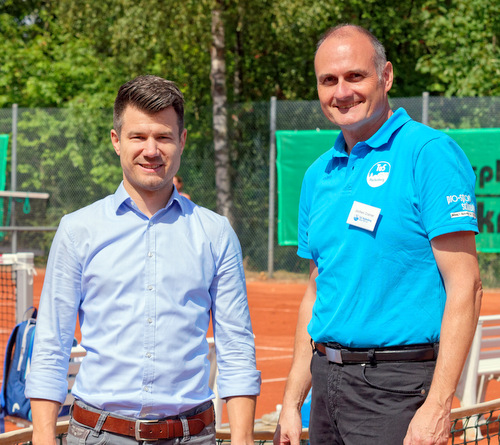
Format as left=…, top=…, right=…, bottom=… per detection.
left=0, top=308, right=37, bottom=432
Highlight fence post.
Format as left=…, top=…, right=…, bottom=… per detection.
left=267, top=97, right=277, bottom=278
left=422, top=92, right=429, bottom=126
left=15, top=252, right=34, bottom=323
left=11, top=104, right=18, bottom=253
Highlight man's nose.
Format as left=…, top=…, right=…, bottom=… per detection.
left=143, top=138, right=159, bottom=156
left=334, top=79, right=352, bottom=100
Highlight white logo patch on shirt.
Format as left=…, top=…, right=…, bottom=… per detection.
left=446, top=194, right=477, bottom=219
left=367, top=162, right=391, bottom=188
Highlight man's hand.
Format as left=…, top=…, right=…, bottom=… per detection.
left=273, top=406, right=303, bottom=445
left=403, top=398, right=450, bottom=445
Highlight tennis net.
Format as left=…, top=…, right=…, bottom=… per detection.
left=450, top=398, right=500, bottom=444
left=0, top=253, right=34, bottom=383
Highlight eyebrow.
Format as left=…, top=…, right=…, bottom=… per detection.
left=126, top=129, right=175, bottom=137
left=318, top=69, right=371, bottom=81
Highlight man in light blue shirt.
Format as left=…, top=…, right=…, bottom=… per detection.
left=26, top=75, right=261, bottom=445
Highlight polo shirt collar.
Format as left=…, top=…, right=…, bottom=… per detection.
left=332, top=107, right=412, bottom=156
left=364, top=107, right=411, bottom=149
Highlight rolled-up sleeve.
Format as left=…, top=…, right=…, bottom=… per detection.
left=25, top=216, right=81, bottom=403
left=210, top=219, right=261, bottom=398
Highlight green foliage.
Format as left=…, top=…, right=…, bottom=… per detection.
left=0, top=0, right=499, bottom=274
left=416, top=0, right=500, bottom=96
left=15, top=107, right=120, bottom=221
left=1, top=0, right=498, bottom=110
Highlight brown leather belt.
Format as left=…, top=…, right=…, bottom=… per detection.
left=315, top=342, right=437, bottom=364
left=72, top=403, right=214, bottom=441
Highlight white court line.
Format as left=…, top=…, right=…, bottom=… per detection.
left=253, top=308, right=298, bottom=313
left=257, top=355, right=293, bottom=361
left=257, top=346, right=293, bottom=352
left=262, top=377, right=287, bottom=383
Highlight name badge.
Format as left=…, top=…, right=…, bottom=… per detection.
left=346, top=201, right=381, bottom=232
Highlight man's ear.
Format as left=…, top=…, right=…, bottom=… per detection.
left=179, top=128, right=187, bottom=155
left=111, top=129, right=120, bottom=156
left=383, top=61, right=394, bottom=93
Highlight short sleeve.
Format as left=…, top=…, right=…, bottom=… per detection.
left=297, top=170, right=313, bottom=259
left=414, top=135, right=478, bottom=240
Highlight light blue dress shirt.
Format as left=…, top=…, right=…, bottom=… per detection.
left=26, top=183, right=261, bottom=418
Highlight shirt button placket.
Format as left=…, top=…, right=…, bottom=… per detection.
left=142, top=219, right=156, bottom=413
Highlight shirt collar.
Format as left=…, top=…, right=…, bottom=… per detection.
left=365, top=107, right=411, bottom=149
left=113, top=182, right=185, bottom=216
left=332, top=107, right=412, bottom=156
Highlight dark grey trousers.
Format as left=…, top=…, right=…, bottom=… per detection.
left=309, top=350, right=436, bottom=445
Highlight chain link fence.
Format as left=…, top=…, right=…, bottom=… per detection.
left=0, top=96, right=499, bottom=281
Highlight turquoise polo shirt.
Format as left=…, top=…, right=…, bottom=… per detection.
left=298, top=108, right=478, bottom=347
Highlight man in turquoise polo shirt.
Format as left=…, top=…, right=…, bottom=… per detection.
left=274, top=24, right=483, bottom=445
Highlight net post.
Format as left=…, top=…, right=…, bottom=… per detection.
left=15, top=252, right=34, bottom=323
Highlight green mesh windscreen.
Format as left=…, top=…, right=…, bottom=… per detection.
left=276, top=128, right=500, bottom=252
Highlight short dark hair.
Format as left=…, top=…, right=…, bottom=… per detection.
left=113, top=75, right=185, bottom=137
left=316, top=24, right=387, bottom=80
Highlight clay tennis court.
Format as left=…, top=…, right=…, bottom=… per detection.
left=29, top=269, right=500, bottom=426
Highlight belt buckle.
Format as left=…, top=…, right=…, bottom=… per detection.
left=325, top=346, right=343, bottom=364
left=135, top=419, right=162, bottom=442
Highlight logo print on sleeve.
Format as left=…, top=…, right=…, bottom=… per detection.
left=367, top=162, right=391, bottom=188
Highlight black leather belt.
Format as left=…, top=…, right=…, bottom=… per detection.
left=315, top=342, right=438, bottom=364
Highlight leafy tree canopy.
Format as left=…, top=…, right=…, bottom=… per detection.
left=0, top=0, right=498, bottom=109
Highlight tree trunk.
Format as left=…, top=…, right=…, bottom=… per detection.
left=210, top=5, right=234, bottom=226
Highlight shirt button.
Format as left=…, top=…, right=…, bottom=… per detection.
left=144, top=386, right=150, bottom=392
left=146, top=352, right=152, bottom=358
left=147, top=318, right=153, bottom=324
left=148, top=252, right=153, bottom=257
left=147, top=285, right=154, bottom=291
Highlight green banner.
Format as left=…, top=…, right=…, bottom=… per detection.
left=276, top=128, right=500, bottom=252
left=0, top=135, right=7, bottom=191
left=276, top=130, right=340, bottom=246
left=0, top=135, right=8, bottom=239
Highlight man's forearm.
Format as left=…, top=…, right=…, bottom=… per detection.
left=404, top=232, right=483, bottom=445
left=281, top=263, right=318, bottom=412
left=30, top=398, right=61, bottom=445
left=427, top=282, right=482, bottom=408
left=226, top=395, right=257, bottom=445
left=427, top=232, right=483, bottom=408
left=274, top=262, right=317, bottom=445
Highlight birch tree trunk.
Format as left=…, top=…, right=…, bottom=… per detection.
left=210, top=4, right=234, bottom=226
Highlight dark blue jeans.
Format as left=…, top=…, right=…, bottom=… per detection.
left=309, top=350, right=436, bottom=445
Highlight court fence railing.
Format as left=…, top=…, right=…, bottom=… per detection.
left=1, top=397, right=500, bottom=445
